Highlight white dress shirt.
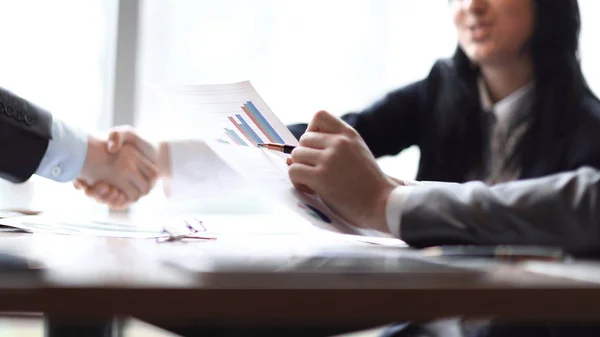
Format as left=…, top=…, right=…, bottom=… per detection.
left=385, top=79, right=534, bottom=237
left=34, top=118, right=88, bottom=182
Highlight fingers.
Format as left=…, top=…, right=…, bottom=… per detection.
left=130, top=173, right=151, bottom=198
left=86, top=181, right=118, bottom=203
left=119, top=181, right=142, bottom=203
left=292, top=182, right=315, bottom=194
left=290, top=147, right=321, bottom=167
left=136, top=153, right=159, bottom=183
left=288, top=163, right=317, bottom=192
left=73, top=179, right=89, bottom=190
left=81, top=182, right=109, bottom=199
left=106, top=189, right=129, bottom=210
left=74, top=179, right=130, bottom=209
left=129, top=149, right=159, bottom=194
left=115, top=194, right=129, bottom=210
left=79, top=133, right=157, bottom=207
left=157, top=141, right=171, bottom=178
left=99, top=185, right=128, bottom=209
left=100, top=144, right=157, bottom=203
left=306, top=110, right=348, bottom=134
left=91, top=182, right=111, bottom=198
left=125, top=154, right=153, bottom=197
left=104, top=187, right=121, bottom=203
left=285, top=156, right=314, bottom=193
left=298, top=132, right=331, bottom=150
left=108, top=126, right=157, bottom=162
left=130, top=134, right=157, bottom=162
left=106, top=126, right=133, bottom=153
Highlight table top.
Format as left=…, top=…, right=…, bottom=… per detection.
left=2, top=227, right=600, bottom=325
left=5, top=162, right=600, bottom=326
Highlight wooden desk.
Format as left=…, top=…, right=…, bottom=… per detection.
left=2, top=231, right=600, bottom=329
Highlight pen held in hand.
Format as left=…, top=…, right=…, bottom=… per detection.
left=258, top=143, right=296, bottom=154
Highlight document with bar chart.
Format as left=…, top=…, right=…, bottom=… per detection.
left=162, top=81, right=298, bottom=147
left=160, top=81, right=376, bottom=236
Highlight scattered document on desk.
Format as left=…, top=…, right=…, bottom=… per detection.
left=159, top=81, right=381, bottom=237
left=0, top=216, right=167, bottom=239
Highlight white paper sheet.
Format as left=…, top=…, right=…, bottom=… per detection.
left=160, top=81, right=384, bottom=236
left=0, top=215, right=167, bottom=238
left=160, top=81, right=298, bottom=146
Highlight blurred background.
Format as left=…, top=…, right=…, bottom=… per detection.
left=1, top=1, right=599, bottom=335
left=0, top=0, right=599, bottom=222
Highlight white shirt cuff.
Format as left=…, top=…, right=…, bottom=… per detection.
left=35, top=119, right=88, bottom=182
left=385, top=185, right=416, bottom=237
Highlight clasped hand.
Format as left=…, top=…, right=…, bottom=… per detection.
left=78, top=112, right=399, bottom=231
left=75, top=126, right=158, bottom=210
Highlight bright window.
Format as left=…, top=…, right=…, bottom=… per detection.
left=0, top=0, right=114, bottom=131
left=0, top=0, right=115, bottom=211
left=135, top=0, right=458, bottom=180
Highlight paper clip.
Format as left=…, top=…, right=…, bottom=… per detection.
left=183, top=217, right=206, bottom=233
left=156, top=218, right=215, bottom=243
left=156, top=234, right=216, bottom=243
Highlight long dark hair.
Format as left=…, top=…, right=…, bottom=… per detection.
left=452, top=0, right=594, bottom=177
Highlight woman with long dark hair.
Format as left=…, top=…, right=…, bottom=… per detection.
left=289, top=0, right=600, bottom=188
left=285, top=1, right=600, bottom=335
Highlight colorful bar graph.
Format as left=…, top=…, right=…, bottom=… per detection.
left=242, top=101, right=285, bottom=143
left=227, top=116, right=262, bottom=146
left=224, top=128, right=248, bottom=146
left=235, top=114, right=263, bottom=144
left=241, top=105, right=276, bottom=143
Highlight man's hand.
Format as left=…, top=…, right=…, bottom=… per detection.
left=74, top=126, right=158, bottom=210
left=288, top=110, right=398, bottom=233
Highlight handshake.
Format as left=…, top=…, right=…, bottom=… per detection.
left=74, top=126, right=164, bottom=210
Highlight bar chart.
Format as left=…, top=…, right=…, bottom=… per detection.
left=241, top=101, right=285, bottom=143
left=160, top=81, right=358, bottom=235
left=217, top=101, right=286, bottom=147
left=162, top=81, right=297, bottom=147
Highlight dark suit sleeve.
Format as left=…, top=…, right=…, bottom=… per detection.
left=400, top=167, right=600, bottom=256
left=0, top=87, right=53, bottom=183
left=288, top=65, right=437, bottom=158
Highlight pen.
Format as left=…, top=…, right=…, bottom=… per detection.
left=258, top=143, right=296, bottom=154
left=421, top=245, right=569, bottom=262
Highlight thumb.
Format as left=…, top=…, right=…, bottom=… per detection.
left=73, top=178, right=89, bottom=190
left=109, top=126, right=157, bottom=161
left=307, top=110, right=346, bottom=134
left=107, top=129, right=127, bottom=153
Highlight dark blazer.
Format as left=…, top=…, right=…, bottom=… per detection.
left=0, top=87, right=53, bottom=183
left=288, top=59, right=600, bottom=183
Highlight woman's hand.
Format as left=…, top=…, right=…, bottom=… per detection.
left=288, top=110, right=398, bottom=233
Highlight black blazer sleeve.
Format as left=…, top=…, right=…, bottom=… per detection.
left=0, top=87, right=53, bottom=183
left=288, top=63, right=440, bottom=158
